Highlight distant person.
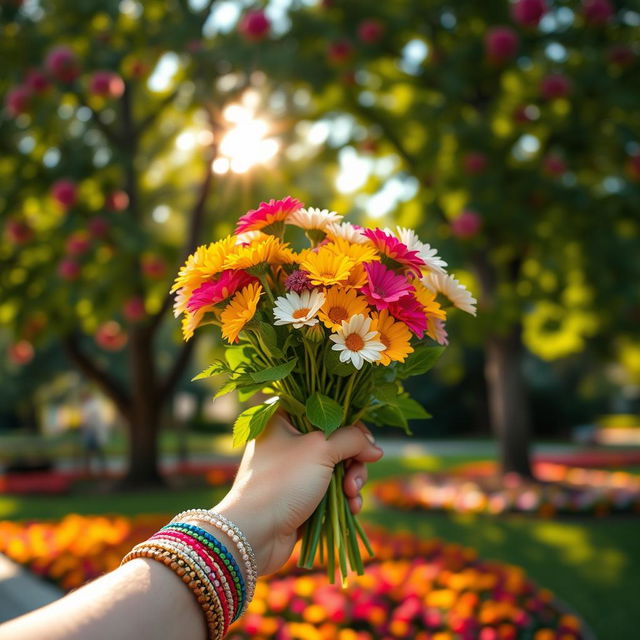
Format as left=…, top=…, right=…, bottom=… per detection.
left=79, top=391, right=108, bottom=476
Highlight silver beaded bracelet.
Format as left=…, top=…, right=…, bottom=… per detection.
left=170, top=508, right=258, bottom=609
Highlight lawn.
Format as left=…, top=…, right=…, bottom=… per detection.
left=1, top=453, right=637, bottom=640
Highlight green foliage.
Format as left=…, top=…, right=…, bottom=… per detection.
left=306, top=392, right=343, bottom=436
left=396, top=345, right=446, bottom=379
left=232, top=400, right=280, bottom=447
left=249, top=359, right=297, bottom=384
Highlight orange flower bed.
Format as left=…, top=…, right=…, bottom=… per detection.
left=0, top=516, right=587, bottom=638
left=373, top=465, right=640, bottom=517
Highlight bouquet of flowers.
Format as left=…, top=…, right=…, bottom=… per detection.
left=172, top=197, right=476, bottom=584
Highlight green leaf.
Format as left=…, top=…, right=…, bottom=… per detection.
left=237, top=383, right=267, bottom=402
left=278, top=393, right=306, bottom=417
left=192, top=360, right=228, bottom=381
left=213, top=379, right=238, bottom=398
left=373, top=383, right=402, bottom=405
left=306, top=392, right=343, bottom=436
left=371, top=404, right=412, bottom=435
left=396, top=345, right=445, bottom=379
left=396, top=395, right=431, bottom=420
left=249, top=359, right=297, bottom=383
left=232, top=401, right=280, bottom=447
left=324, top=347, right=354, bottom=377
left=257, top=321, right=283, bottom=358
left=226, top=345, right=253, bottom=370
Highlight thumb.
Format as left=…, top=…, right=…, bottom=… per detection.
left=325, top=424, right=382, bottom=465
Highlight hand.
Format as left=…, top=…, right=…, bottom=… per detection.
left=213, top=411, right=383, bottom=576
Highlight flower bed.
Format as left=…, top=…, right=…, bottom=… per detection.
left=373, top=464, right=640, bottom=517
left=0, top=515, right=587, bottom=638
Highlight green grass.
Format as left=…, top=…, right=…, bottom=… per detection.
left=1, top=454, right=638, bottom=640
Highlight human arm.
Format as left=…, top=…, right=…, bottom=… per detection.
left=0, top=413, right=383, bottom=640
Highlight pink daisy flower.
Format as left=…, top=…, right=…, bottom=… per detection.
left=360, top=262, right=414, bottom=310
left=235, top=196, right=303, bottom=234
left=428, top=317, right=449, bottom=345
left=187, top=269, right=255, bottom=312
left=284, top=269, right=312, bottom=293
left=388, top=293, right=427, bottom=337
left=363, top=228, right=425, bottom=275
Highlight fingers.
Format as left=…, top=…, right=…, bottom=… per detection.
left=348, top=495, right=363, bottom=514
left=343, top=460, right=367, bottom=498
left=325, top=422, right=383, bottom=466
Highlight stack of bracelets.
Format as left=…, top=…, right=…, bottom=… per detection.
left=121, top=509, right=257, bottom=640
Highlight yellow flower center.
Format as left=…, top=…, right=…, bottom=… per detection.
left=293, top=307, right=310, bottom=319
left=345, top=333, right=365, bottom=352
left=328, top=305, right=348, bottom=324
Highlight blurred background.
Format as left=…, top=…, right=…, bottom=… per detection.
left=1, top=1, right=639, bottom=639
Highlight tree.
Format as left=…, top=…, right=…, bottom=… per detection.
left=0, top=0, right=279, bottom=486
left=224, top=0, right=640, bottom=475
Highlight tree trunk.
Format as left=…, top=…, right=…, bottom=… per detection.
left=485, top=326, right=533, bottom=477
left=120, top=327, right=165, bottom=487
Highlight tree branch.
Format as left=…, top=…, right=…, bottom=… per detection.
left=158, top=337, right=199, bottom=401
left=63, top=334, right=131, bottom=417
left=138, top=88, right=181, bottom=135
left=148, top=144, right=215, bottom=334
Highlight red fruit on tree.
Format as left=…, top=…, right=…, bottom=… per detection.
left=89, top=71, right=125, bottom=99
left=451, top=210, right=482, bottom=238
left=24, top=69, right=50, bottom=93
left=485, top=27, right=519, bottom=63
left=608, top=44, right=635, bottom=67
left=8, top=340, right=35, bottom=366
left=95, top=321, right=128, bottom=351
left=88, top=216, right=109, bottom=237
left=123, top=297, right=146, bottom=322
left=57, top=258, right=81, bottom=281
left=104, top=190, right=129, bottom=212
left=5, top=85, right=31, bottom=117
left=626, top=154, right=640, bottom=181
left=238, top=10, right=270, bottom=42
left=462, top=152, right=488, bottom=175
left=65, top=231, right=91, bottom=255
left=45, top=45, right=79, bottom=83
left=583, top=0, right=614, bottom=25
left=357, top=19, right=384, bottom=44
left=5, top=219, right=33, bottom=244
left=141, top=255, right=166, bottom=279
left=540, top=73, right=572, bottom=99
left=51, top=179, right=77, bottom=209
left=328, top=40, right=353, bottom=64
left=543, top=153, right=567, bottom=176
left=511, top=0, right=547, bottom=27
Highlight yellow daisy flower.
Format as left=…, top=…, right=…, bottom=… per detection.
left=224, top=235, right=295, bottom=273
left=324, top=237, right=379, bottom=265
left=318, top=286, right=370, bottom=330
left=413, top=279, right=447, bottom=321
left=299, top=246, right=355, bottom=286
left=370, top=310, right=414, bottom=365
left=344, top=262, right=368, bottom=290
left=171, top=236, right=236, bottom=316
left=220, top=282, right=263, bottom=343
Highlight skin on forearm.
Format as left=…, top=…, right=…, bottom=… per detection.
left=0, top=503, right=262, bottom=640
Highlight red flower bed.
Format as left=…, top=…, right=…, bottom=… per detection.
left=0, top=516, right=588, bottom=638
left=373, top=464, right=640, bottom=517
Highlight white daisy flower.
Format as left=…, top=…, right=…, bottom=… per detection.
left=286, top=207, right=343, bottom=231
left=329, top=314, right=385, bottom=370
left=325, top=221, right=368, bottom=244
left=428, top=317, right=449, bottom=346
left=392, top=226, right=448, bottom=274
left=422, top=272, right=477, bottom=316
left=273, top=289, right=326, bottom=328
left=235, top=230, right=265, bottom=245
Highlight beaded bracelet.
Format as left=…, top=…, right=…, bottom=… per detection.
left=125, top=538, right=225, bottom=636
left=157, top=525, right=241, bottom=619
left=162, top=522, right=246, bottom=617
left=170, top=509, right=257, bottom=607
left=149, top=531, right=234, bottom=628
left=122, top=541, right=225, bottom=640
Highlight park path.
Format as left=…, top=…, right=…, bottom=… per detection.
left=0, top=553, right=62, bottom=624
